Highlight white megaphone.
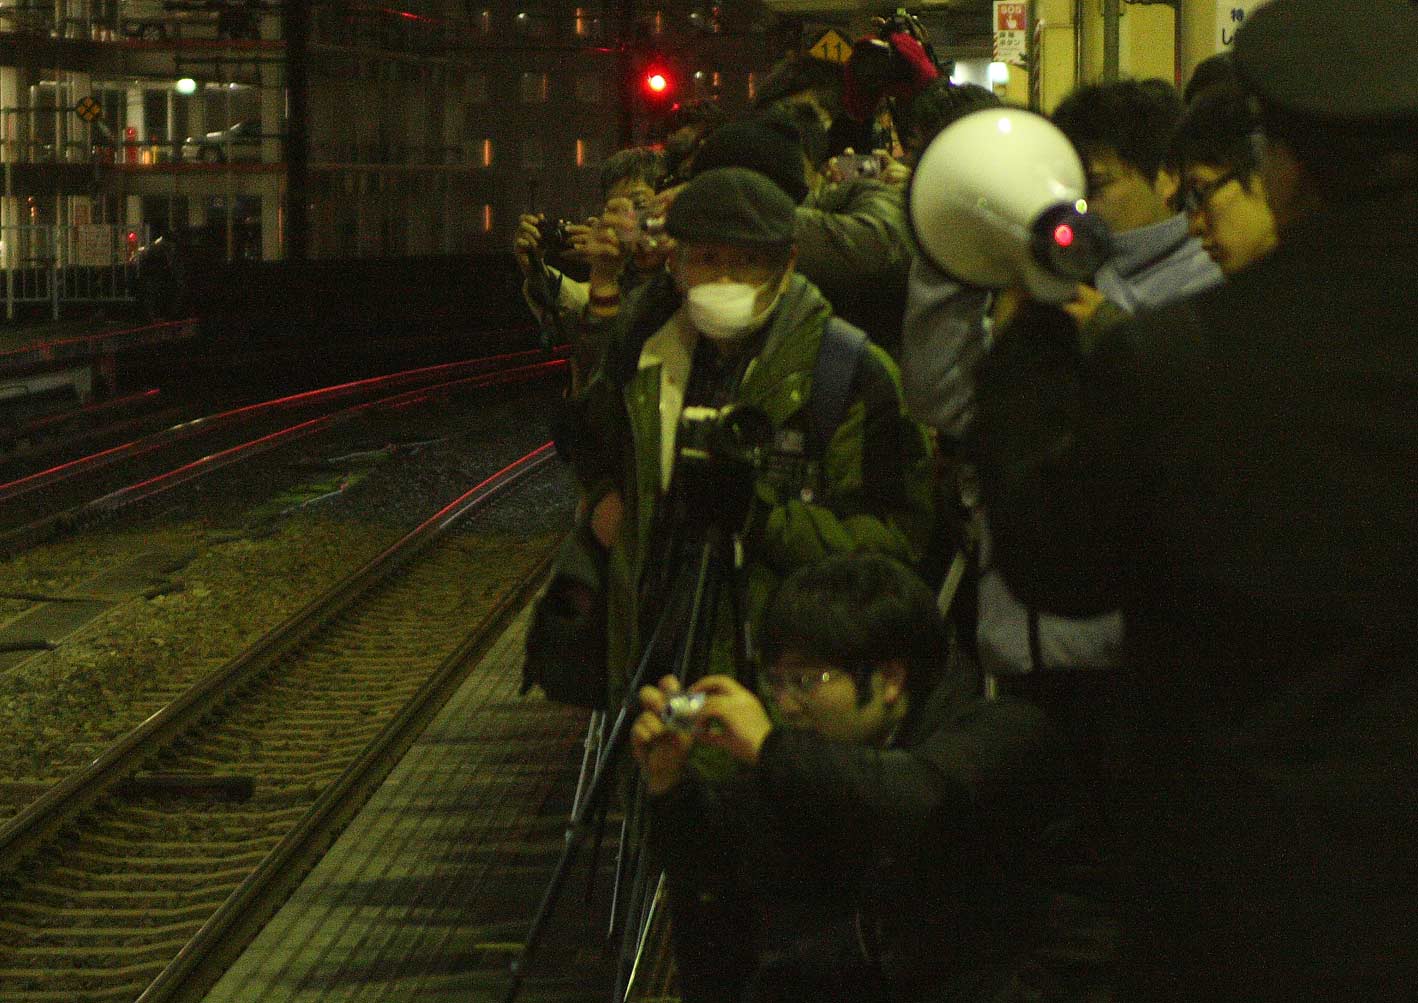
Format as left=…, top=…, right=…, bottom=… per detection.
left=908, top=107, right=1113, bottom=304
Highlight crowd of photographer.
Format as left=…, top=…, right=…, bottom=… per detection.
left=515, top=0, right=1416, bottom=999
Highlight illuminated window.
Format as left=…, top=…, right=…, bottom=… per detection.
left=481, top=204, right=493, bottom=232
left=480, top=9, right=492, bottom=33
left=651, top=9, right=663, bottom=33
left=746, top=71, right=757, bottom=102
left=520, top=72, right=550, bottom=103
left=481, top=138, right=493, bottom=167
left=576, top=138, right=594, bottom=167
left=573, top=6, right=602, bottom=37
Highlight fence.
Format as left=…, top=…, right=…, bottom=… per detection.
left=1, top=224, right=146, bottom=320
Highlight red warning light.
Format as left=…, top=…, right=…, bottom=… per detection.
left=1053, top=223, right=1075, bottom=248
left=126, top=231, right=138, bottom=244
left=646, top=72, right=668, bottom=94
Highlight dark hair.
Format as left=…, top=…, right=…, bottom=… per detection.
left=599, top=147, right=667, bottom=198
left=761, top=554, right=951, bottom=707
left=752, top=55, right=845, bottom=120
left=766, top=101, right=829, bottom=169
left=666, top=99, right=729, bottom=136
left=1183, top=52, right=1237, bottom=105
left=1255, top=104, right=1418, bottom=202
left=1051, top=78, right=1185, bottom=180
left=902, top=79, right=1000, bottom=149
left=690, top=114, right=810, bottom=204
left=1169, top=84, right=1261, bottom=179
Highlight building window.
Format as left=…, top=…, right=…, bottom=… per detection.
left=522, top=136, right=543, bottom=169
left=573, top=6, right=603, bottom=38
left=747, top=71, right=757, bottom=102
left=481, top=138, right=494, bottom=167
left=479, top=9, right=492, bottom=33
left=520, top=72, right=550, bottom=103
left=482, top=204, right=494, bottom=233
left=576, top=138, right=590, bottom=167
left=514, top=8, right=552, bottom=39
left=575, top=73, right=601, bottom=103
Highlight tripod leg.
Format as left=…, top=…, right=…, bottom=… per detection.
left=572, top=710, right=605, bottom=818
left=620, top=872, right=667, bottom=1002
left=502, top=612, right=673, bottom=1003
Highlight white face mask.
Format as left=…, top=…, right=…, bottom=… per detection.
left=684, top=278, right=783, bottom=341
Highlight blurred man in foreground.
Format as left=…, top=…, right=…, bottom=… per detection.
left=970, top=1, right=1418, bottom=998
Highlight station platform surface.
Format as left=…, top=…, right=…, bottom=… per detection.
left=201, top=605, right=623, bottom=1003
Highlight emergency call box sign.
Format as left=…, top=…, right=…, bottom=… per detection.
left=1216, top=1, right=1266, bottom=50
left=993, top=2, right=1028, bottom=67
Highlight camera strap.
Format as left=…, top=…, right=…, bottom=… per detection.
left=808, top=317, right=868, bottom=457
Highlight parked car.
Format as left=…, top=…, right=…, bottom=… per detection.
left=180, top=120, right=263, bottom=163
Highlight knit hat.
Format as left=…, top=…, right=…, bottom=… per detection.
left=666, top=167, right=797, bottom=247
left=690, top=117, right=810, bottom=204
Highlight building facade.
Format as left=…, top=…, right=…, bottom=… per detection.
left=0, top=0, right=775, bottom=302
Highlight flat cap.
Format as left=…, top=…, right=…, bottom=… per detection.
left=666, top=167, right=797, bottom=247
left=1234, top=0, right=1418, bottom=123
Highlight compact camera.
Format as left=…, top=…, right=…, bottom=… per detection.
left=536, top=216, right=576, bottom=254
left=614, top=204, right=667, bottom=253
left=832, top=153, right=882, bottom=182
left=660, top=691, right=706, bottom=732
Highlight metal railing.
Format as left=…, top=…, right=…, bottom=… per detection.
left=2, top=223, right=145, bottom=319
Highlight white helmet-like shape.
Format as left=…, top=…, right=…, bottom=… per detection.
left=908, top=107, right=1112, bottom=304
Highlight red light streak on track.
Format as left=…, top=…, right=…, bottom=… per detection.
left=0, top=351, right=563, bottom=503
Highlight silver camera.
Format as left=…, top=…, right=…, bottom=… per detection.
left=660, top=691, right=706, bottom=732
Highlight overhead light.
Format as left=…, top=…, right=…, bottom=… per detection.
left=988, top=61, right=1010, bottom=84
left=175, top=77, right=197, bottom=95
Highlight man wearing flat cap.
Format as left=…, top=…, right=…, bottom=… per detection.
left=563, top=166, right=935, bottom=716
left=967, top=1, right=1418, bottom=998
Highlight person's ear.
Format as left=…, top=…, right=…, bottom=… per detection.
left=1154, top=166, right=1180, bottom=206
left=874, top=660, right=908, bottom=705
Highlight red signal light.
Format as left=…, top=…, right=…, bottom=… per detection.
left=1053, top=223, right=1075, bottom=248
left=646, top=72, right=669, bottom=94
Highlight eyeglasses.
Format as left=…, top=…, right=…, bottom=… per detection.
left=1179, top=170, right=1243, bottom=215
left=765, top=667, right=840, bottom=697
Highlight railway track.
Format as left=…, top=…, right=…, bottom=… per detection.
left=0, top=350, right=567, bottom=556
left=0, top=443, right=560, bottom=1003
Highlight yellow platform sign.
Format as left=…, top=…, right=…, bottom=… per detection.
left=809, top=28, right=853, bottom=65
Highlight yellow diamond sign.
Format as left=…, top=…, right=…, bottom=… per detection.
left=808, top=28, right=853, bottom=65
left=74, top=96, right=103, bottom=123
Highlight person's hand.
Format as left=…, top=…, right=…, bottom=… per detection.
left=690, top=675, right=773, bottom=766
left=582, top=200, right=636, bottom=284
left=590, top=490, right=624, bottom=549
left=513, top=212, right=544, bottom=276
left=1060, top=283, right=1106, bottom=329
left=631, top=675, right=694, bottom=796
left=989, top=284, right=1028, bottom=333
left=873, top=147, right=911, bottom=187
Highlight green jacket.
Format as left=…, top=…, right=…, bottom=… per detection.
left=796, top=178, right=915, bottom=357
left=569, top=271, right=935, bottom=706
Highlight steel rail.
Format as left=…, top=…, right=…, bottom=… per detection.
left=0, top=441, right=556, bottom=871
left=0, top=358, right=565, bottom=555
left=0, top=346, right=566, bottom=505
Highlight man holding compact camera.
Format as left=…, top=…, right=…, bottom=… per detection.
left=631, top=553, right=1074, bottom=1002
left=564, top=165, right=934, bottom=711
